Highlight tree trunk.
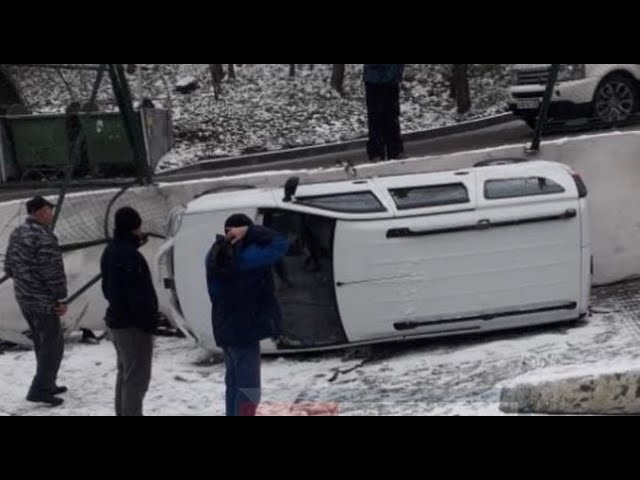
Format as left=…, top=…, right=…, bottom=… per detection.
left=0, top=65, right=25, bottom=106
left=210, top=64, right=225, bottom=100
left=331, top=64, right=345, bottom=95
left=451, top=64, right=471, bottom=114
left=155, top=64, right=173, bottom=110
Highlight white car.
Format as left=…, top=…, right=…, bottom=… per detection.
left=158, top=160, right=591, bottom=354
left=509, top=64, right=640, bottom=128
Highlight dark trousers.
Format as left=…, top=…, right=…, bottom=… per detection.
left=223, top=343, right=261, bottom=417
left=111, top=327, right=153, bottom=417
left=365, top=82, right=404, bottom=161
left=21, top=307, right=64, bottom=398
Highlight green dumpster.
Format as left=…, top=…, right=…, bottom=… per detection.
left=6, top=114, right=70, bottom=181
left=80, top=112, right=138, bottom=177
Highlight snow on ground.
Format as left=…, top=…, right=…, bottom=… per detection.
left=8, top=64, right=512, bottom=171
left=1, top=280, right=639, bottom=416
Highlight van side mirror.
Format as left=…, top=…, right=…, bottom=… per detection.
left=283, top=177, right=300, bottom=202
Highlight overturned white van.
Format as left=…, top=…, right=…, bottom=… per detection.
left=158, top=160, right=591, bottom=353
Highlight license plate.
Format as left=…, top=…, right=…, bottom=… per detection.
left=516, top=99, right=540, bottom=110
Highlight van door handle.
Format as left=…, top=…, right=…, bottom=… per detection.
left=477, top=219, right=492, bottom=230
left=478, top=209, right=578, bottom=230
left=387, top=224, right=477, bottom=238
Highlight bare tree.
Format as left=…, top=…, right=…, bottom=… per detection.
left=331, top=64, right=346, bottom=95
left=209, top=64, right=225, bottom=100
left=450, top=64, right=471, bottom=114
left=228, top=64, right=236, bottom=80
left=56, top=69, right=77, bottom=103
left=289, top=64, right=296, bottom=78
left=154, top=64, right=173, bottom=110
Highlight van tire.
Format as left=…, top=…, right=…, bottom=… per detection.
left=592, top=74, right=638, bottom=124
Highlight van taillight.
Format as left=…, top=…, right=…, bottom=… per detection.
left=572, top=173, right=588, bottom=198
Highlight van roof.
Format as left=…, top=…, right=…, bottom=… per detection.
left=186, top=160, right=573, bottom=214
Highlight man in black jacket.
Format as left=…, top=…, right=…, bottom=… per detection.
left=100, top=207, right=158, bottom=416
left=363, top=64, right=406, bottom=161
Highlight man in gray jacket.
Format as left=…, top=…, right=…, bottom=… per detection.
left=5, top=196, right=68, bottom=407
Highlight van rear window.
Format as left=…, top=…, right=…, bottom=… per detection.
left=296, top=192, right=386, bottom=213
left=485, top=177, right=565, bottom=199
left=390, top=183, right=470, bottom=210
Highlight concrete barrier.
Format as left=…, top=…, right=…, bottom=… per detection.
left=500, top=362, right=640, bottom=415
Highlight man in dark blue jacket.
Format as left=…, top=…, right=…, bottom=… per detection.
left=206, top=214, right=289, bottom=416
left=101, top=207, right=158, bottom=416
left=363, top=64, right=405, bottom=161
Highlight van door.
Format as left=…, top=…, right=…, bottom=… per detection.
left=261, top=209, right=347, bottom=350
left=334, top=170, right=484, bottom=342
left=474, top=166, right=582, bottom=325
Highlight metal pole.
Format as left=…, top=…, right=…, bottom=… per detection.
left=140, top=107, right=152, bottom=168
left=0, top=120, right=7, bottom=184
left=64, top=273, right=102, bottom=304
left=108, top=64, right=151, bottom=184
left=529, top=64, right=561, bottom=152
left=136, top=64, right=143, bottom=104
left=52, top=65, right=107, bottom=231
left=87, top=64, right=106, bottom=111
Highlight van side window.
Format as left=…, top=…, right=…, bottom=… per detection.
left=485, top=177, right=565, bottom=200
left=390, top=183, right=470, bottom=210
left=296, top=192, right=386, bottom=213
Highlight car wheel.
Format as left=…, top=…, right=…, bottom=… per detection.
left=592, top=75, right=638, bottom=124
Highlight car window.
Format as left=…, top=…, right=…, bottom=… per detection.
left=485, top=177, right=565, bottom=199
left=390, top=183, right=470, bottom=210
left=296, top=192, right=386, bottom=213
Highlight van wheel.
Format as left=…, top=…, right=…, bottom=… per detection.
left=592, top=75, right=637, bottom=124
